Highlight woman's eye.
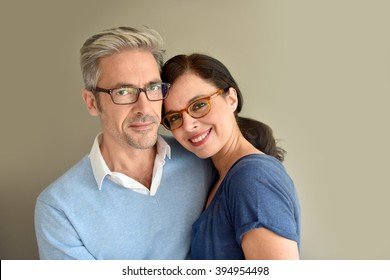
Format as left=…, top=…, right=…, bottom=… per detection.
left=169, top=114, right=181, bottom=123
left=192, top=100, right=208, bottom=111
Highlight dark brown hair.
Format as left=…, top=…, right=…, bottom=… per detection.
left=162, top=53, right=285, bottom=161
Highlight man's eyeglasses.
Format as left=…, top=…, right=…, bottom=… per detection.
left=161, top=88, right=227, bottom=131
left=92, top=83, right=170, bottom=105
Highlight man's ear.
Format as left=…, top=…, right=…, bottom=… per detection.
left=226, top=87, right=239, bottom=113
left=82, top=89, right=100, bottom=116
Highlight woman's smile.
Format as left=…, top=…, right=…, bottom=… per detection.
left=188, top=128, right=212, bottom=146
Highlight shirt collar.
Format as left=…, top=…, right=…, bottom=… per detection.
left=89, top=133, right=171, bottom=190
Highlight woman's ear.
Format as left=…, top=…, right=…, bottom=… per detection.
left=82, top=89, right=100, bottom=116
left=226, top=87, right=239, bottom=112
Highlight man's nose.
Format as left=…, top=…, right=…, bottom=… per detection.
left=131, top=91, right=154, bottom=111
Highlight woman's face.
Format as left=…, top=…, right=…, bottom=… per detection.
left=163, top=72, right=238, bottom=159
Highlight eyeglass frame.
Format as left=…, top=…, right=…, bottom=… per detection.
left=91, top=82, right=170, bottom=105
left=161, top=88, right=228, bottom=131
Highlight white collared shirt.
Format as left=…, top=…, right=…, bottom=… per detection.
left=89, top=133, right=171, bottom=196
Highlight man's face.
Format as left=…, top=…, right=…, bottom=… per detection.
left=87, top=50, right=163, bottom=150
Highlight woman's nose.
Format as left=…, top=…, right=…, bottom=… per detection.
left=181, top=111, right=198, bottom=131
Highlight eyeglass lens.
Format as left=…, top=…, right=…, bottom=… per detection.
left=162, top=88, right=225, bottom=130
left=163, top=98, right=211, bottom=130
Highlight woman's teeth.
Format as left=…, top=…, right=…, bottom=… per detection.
left=190, top=131, right=209, bottom=143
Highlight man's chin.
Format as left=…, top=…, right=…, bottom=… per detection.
left=123, top=132, right=158, bottom=150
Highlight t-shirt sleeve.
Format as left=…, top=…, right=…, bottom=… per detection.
left=225, top=157, right=300, bottom=245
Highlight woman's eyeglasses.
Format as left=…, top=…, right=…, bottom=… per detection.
left=161, top=88, right=226, bottom=131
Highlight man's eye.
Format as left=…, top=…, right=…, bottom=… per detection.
left=191, top=100, right=208, bottom=111
left=148, top=84, right=162, bottom=91
left=116, top=88, right=138, bottom=96
left=117, top=89, right=130, bottom=96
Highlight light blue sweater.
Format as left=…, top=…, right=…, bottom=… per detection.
left=35, top=137, right=214, bottom=259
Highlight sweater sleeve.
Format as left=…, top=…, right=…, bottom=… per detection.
left=35, top=198, right=96, bottom=260
left=225, top=156, right=300, bottom=245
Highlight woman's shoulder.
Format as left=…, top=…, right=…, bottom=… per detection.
left=225, top=153, right=294, bottom=194
left=230, top=154, right=285, bottom=176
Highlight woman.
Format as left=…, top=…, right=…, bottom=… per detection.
left=161, top=53, right=301, bottom=260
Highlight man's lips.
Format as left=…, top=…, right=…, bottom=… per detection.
left=127, top=116, right=158, bottom=130
left=128, top=122, right=154, bottom=129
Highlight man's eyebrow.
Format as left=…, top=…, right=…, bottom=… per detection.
left=146, top=79, right=163, bottom=86
left=115, top=80, right=163, bottom=88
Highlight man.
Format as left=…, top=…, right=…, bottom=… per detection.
left=34, top=27, right=214, bottom=259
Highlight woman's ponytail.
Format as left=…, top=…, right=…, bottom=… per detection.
left=237, top=116, right=286, bottom=162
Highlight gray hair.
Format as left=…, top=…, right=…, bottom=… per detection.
left=80, top=26, right=165, bottom=90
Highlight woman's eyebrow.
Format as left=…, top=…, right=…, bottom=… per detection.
left=188, top=94, right=206, bottom=103
left=164, top=95, right=207, bottom=115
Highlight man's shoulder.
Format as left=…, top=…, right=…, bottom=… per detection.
left=37, top=155, right=95, bottom=202
left=160, top=134, right=214, bottom=168
left=160, top=134, right=192, bottom=157
left=160, top=134, right=180, bottom=148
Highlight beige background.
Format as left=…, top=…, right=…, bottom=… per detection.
left=0, top=0, right=389, bottom=259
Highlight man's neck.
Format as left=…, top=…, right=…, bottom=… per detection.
left=100, top=135, right=157, bottom=189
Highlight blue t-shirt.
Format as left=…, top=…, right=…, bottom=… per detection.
left=191, top=154, right=301, bottom=260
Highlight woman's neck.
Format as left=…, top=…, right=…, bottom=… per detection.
left=211, top=128, right=261, bottom=179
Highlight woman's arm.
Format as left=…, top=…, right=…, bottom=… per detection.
left=241, top=227, right=299, bottom=260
